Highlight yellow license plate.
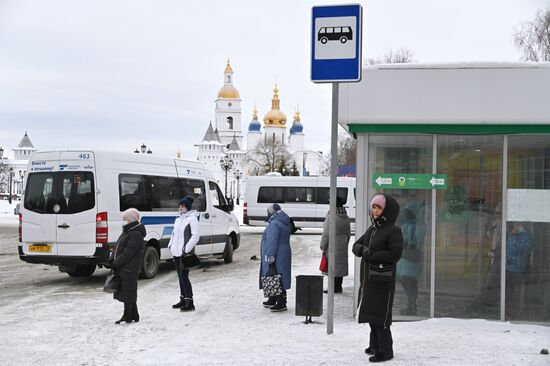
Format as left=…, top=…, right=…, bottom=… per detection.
left=29, top=244, right=52, bottom=253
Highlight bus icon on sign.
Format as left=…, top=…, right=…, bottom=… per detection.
left=318, top=26, right=353, bottom=44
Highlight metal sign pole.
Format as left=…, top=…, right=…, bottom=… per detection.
left=327, top=82, right=339, bottom=334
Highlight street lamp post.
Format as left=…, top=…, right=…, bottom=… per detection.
left=219, top=156, right=234, bottom=197
left=18, top=170, right=25, bottom=196
left=233, top=170, right=243, bottom=205
left=8, top=167, right=14, bottom=204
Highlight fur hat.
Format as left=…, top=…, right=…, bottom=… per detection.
left=178, top=196, right=194, bottom=211
left=370, top=194, right=386, bottom=210
left=122, top=208, right=140, bottom=223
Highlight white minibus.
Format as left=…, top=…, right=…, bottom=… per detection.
left=19, top=150, right=240, bottom=278
left=243, top=176, right=355, bottom=231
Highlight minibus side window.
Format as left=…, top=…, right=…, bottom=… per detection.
left=284, top=187, right=316, bottom=203
left=316, top=187, right=348, bottom=205
left=119, top=174, right=151, bottom=212
left=258, top=187, right=284, bottom=203
left=150, top=176, right=180, bottom=211
left=209, top=181, right=227, bottom=209
left=180, top=178, right=206, bottom=212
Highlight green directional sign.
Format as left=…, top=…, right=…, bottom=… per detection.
left=372, top=173, right=448, bottom=190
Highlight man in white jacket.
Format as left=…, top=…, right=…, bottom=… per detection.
left=168, top=196, right=200, bottom=312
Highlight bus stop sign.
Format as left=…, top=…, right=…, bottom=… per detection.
left=311, top=4, right=362, bottom=83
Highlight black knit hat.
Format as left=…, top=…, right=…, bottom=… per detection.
left=178, top=196, right=193, bottom=210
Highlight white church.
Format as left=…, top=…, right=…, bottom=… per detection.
left=196, top=61, right=323, bottom=200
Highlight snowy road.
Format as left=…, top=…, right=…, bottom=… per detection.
left=0, top=224, right=549, bottom=366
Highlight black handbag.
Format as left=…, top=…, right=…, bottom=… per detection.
left=261, top=263, right=283, bottom=298
left=368, top=263, right=393, bottom=282
left=181, top=253, right=201, bottom=267
left=103, top=270, right=120, bottom=293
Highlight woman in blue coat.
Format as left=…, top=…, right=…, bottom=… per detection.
left=259, top=203, right=292, bottom=312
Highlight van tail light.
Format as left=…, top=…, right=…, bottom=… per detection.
left=243, top=202, right=248, bottom=218
left=96, top=212, right=108, bottom=244
left=18, top=214, right=22, bottom=242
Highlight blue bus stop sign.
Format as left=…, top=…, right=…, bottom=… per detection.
left=311, top=4, right=362, bottom=83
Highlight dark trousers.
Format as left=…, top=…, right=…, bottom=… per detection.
left=334, top=276, right=343, bottom=292
left=399, top=276, right=418, bottom=307
left=174, top=256, right=193, bottom=298
left=369, top=323, right=393, bottom=355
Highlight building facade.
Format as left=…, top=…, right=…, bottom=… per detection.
left=340, top=63, right=550, bottom=324
left=0, top=132, right=36, bottom=199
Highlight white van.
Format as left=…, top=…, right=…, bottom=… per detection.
left=19, top=150, right=240, bottom=278
left=243, top=176, right=355, bottom=231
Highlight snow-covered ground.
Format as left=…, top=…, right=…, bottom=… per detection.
left=1, top=202, right=549, bottom=365
left=0, top=199, right=18, bottom=226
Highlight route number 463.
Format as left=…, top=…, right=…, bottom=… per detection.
left=79, top=153, right=91, bottom=159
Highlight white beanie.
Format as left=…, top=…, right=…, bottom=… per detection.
left=122, top=208, right=141, bottom=223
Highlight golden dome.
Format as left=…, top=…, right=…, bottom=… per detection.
left=263, top=84, right=287, bottom=128
left=217, top=85, right=240, bottom=98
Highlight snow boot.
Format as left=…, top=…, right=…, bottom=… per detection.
left=263, top=296, right=277, bottom=308
left=180, top=298, right=195, bottom=312
left=115, top=302, right=133, bottom=324
left=368, top=352, right=394, bottom=363
left=132, top=303, right=140, bottom=322
left=365, top=347, right=377, bottom=355
left=172, top=296, right=186, bottom=309
left=270, top=294, right=287, bottom=312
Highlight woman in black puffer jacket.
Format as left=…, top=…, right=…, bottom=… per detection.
left=110, top=208, right=146, bottom=324
left=352, top=194, right=403, bottom=363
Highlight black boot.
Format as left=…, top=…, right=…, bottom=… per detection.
left=270, top=294, right=287, bottom=312
left=132, top=303, right=139, bottom=322
left=115, top=302, right=132, bottom=324
left=172, top=296, right=186, bottom=309
left=262, top=296, right=277, bottom=308
left=180, top=298, right=195, bottom=312
left=365, top=347, right=377, bottom=355
left=368, top=352, right=394, bottom=363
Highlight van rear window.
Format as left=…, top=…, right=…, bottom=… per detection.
left=24, top=172, right=95, bottom=214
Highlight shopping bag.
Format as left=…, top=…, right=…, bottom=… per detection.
left=103, top=270, right=120, bottom=293
left=261, top=263, right=283, bottom=298
left=319, top=254, right=328, bottom=273
left=368, top=263, right=393, bottom=282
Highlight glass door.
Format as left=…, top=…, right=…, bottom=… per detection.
left=435, top=136, right=503, bottom=319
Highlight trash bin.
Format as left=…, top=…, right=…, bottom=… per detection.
left=295, top=275, right=323, bottom=323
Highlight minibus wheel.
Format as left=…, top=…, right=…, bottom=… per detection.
left=140, top=246, right=159, bottom=279
left=223, top=237, right=234, bottom=264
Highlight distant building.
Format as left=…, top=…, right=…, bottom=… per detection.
left=0, top=132, right=36, bottom=197
left=196, top=61, right=323, bottom=199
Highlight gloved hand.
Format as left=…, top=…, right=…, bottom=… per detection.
left=265, top=255, right=276, bottom=264
left=362, top=247, right=372, bottom=260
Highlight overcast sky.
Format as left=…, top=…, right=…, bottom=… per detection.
left=0, top=0, right=548, bottom=160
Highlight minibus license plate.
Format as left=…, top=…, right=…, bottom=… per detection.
left=29, top=244, right=52, bottom=253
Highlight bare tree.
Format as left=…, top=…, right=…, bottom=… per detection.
left=514, top=9, right=550, bottom=62
left=245, top=137, right=292, bottom=175
left=0, top=156, right=10, bottom=194
left=337, top=128, right=357, bottom=166
left=366, top=47, right=415, bottom=65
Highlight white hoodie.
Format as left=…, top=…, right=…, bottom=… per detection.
left=167, top=210, right=200, bottom=257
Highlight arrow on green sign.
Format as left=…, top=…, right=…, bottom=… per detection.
left=373, top=173, right=448, bottom=190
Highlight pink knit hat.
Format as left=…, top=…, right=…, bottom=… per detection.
left=370, top=194, right=386, bottom=210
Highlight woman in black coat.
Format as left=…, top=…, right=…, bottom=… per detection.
left=110, top=208, right=146, bottom=324
left=352, top=194, right=403, bottom=363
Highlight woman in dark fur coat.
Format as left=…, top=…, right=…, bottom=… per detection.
left=352, top=194, right=403, bottom=363
left=110, top=208, right=146, bottom=324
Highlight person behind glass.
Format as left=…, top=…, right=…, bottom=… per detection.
left=320, top=196, right=351, bottom=293
left=169, top=196, right=199, bottom=312
left=352, top=194, right=403, bottom=363
left=505, top=221, right=534, bottom=311
left=110, top=208, right=146, bottom=324
left=260, top=203, right=292, bottom=312
left=396, top=203, right=426, bottom=316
